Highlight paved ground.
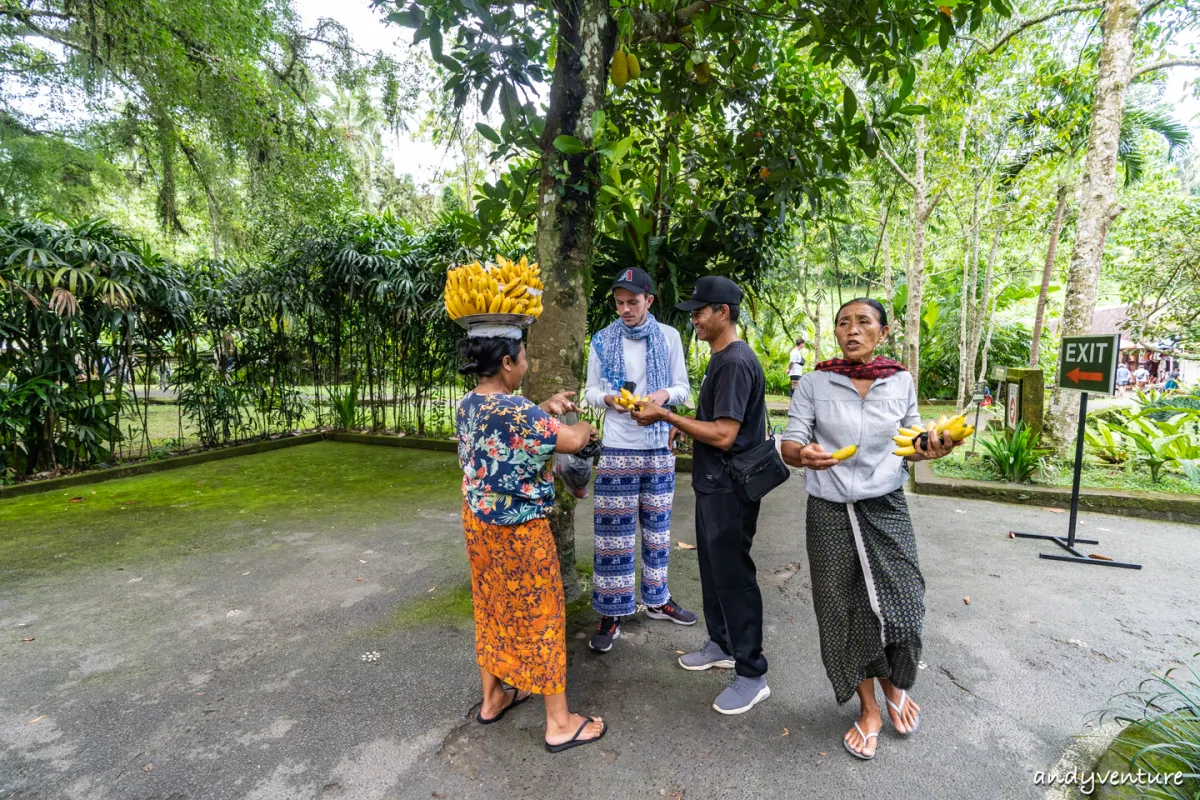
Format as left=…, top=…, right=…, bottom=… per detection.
left=2, top=443, right=1197, bottom=800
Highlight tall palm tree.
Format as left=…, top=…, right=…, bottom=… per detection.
left=324, top=86, right=388, bottom=211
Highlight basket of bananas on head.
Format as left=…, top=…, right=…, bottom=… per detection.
left=443, top=255, right=544, bottom=328
left=892, top=414, right=975, bottom=457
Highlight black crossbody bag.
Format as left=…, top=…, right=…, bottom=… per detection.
left=722, top=429, right=790, bottom=504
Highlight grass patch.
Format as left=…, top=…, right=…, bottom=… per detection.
left=0, top=441, right=463, bottom=581
left=1094, top=715, right=1198, bottom=799
left=357, top=563, right=598, bottom=638
left=362, top=582, right=477, bottom=635
left=931, top=448, right=1197, bottom=495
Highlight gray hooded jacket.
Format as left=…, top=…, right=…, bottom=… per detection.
left=782, top=369, right=922, bottom=503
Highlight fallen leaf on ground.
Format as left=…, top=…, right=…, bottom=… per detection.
left=676, top=541, right=696, bottom=550
left=433, top=794, right=446, bottom=799
left=819, top=751, right=828, bottom=756
left=1088, top=554, right=1114, bottom=561
left=963, top=596, right=970, bottom=605
left=781, top=728, right=789, bottom=736
left=22, top=637, right=34, bottom=642
left=675, top=650, right=685, bottom=654
left=69, top=497, right=83, bottom=503
left=356, top=578, right=364, bottom=582
left=428, top=586, right=436, bottom=592
left=27, top=715, right=47, bottom=724
left=1040, top=507, right=1065, bottom=514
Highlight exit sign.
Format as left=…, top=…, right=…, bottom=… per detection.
left=1057, top=334, right=1120, bottom=395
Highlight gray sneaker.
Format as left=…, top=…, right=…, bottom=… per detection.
left=713, top=675, right=771, bottom=715
left=678, top=640, right=736, bottom=671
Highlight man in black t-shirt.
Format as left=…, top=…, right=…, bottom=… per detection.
left=632, top=276, right=771, bottom=715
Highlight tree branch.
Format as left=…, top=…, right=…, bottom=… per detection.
left=985, top=2, right=1103, bottom=55
left=1131, top=58, right=1200, bottom=80
left=1138, top=0, right=1174, bottom=17
left=879, top=144, right=918, bottom=191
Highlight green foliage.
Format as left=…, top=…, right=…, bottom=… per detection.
left=1122, top=414, right=1194, bottom=485
left=330, top=380, right=365, bottom=432
left=0, top=212, right=471, bottom=477
left=1108, top=187, right=1200, bottom=354
left=0, top=0, right=407, bottom=250
left=1084, top=417, right=1129, bottom=466
left=1103, top=654, right=1200, bottom=800
left=979, top=421, right=1049, bottom=483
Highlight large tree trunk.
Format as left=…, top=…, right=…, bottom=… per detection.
left=1029, top=183, right=1070, bottom=368
left=903, top=118, right=931, bottom=389
left=880, top=206, right=896, bottom=352
left=956, top=184, right=981, bottom=409
left=1044, top=0, right=1138, bottom=452
left=524, top=0, right=615, bottom=601
left=969, top=211, right=1004, bottom=400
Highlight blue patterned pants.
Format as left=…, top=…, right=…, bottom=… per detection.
left=592, top=447, right=676, bottom=617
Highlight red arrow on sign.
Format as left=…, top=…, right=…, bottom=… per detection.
left=1067, top=367, right=1103, bottom=383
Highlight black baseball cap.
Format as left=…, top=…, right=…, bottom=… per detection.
left=676, top=275, right=744, bottom=312
left=612, top=267, right=655, bottom=295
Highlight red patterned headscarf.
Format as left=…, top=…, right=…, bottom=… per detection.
left=815, top=357, right=908, bottom=380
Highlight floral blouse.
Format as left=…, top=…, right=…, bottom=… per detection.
left=457, top=392, right=561, bottom=525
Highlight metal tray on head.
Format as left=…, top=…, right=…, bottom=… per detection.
left=453, top=313, right=537, bottom=330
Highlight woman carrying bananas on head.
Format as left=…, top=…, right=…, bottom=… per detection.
left=447, top=258, right=606, bottom=753
left=780, top=298, right=968, bottom=762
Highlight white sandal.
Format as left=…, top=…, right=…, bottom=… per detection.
left=843, top=721, right=879, bottom=760
left=886, top=690, right=921, bottom=736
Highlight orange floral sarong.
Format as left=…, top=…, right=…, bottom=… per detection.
left=462, top=501, right=567, bottom=695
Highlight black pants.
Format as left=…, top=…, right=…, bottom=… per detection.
left=694, top=491, right=767, bottom=678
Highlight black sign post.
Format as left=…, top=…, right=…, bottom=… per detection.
left=1010, top=334, right=1141, bottom=570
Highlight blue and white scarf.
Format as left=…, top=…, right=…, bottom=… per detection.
left=592, top=313, right=670, bottom=439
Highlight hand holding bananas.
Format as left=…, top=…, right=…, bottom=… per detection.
left=611, top=387, right=650, bottom=412
left=443, top=255, right=544, bottom=319
left=795, top=442, right=856, bottom=471
left=892, top=414, right=973, bottom=459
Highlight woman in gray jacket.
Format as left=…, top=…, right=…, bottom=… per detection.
left=781, top=298, right=959, bottom=761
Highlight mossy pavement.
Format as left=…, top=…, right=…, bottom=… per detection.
left=0, top=441, right=462, bottom=580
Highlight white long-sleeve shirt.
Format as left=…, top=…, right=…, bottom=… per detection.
left=584, top=322, right=691, bottom=450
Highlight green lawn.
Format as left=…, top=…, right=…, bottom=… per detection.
left=0, top=442, right=464, bottom=581
left=931, top=446, right=1197, bottom=495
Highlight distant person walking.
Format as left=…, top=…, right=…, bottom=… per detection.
left=584, top=268, right=695, bottom=654
left=781, top=298, right=959, bottom=760
left=455, top=326, right=608, bottom=753
left=1134, top=363, right=1151, bottom=389
left=1116, top=363, right=1132, bottom=396
left=633, top=276, right=773, bottom=715
left=787, top=338, right=807, bottom=396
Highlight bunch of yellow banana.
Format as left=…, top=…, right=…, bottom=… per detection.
left=892, top=414, right=975, bottom=457
left=443, top=255, right=544, bottom=319
left=614, top=387, right=648, bottom=411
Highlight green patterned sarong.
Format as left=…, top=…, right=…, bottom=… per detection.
left=806, top=488, right=925, bottom=705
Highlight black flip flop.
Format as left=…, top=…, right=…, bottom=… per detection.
left=544, top=716, right=608, bottom=753
left=476, top=687, right=531, bottom=725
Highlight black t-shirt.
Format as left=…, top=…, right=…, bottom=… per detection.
left=691, top=340, right=768, bottom=494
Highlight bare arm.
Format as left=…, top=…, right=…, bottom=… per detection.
left=634, top=404, right=740, bottom=450
left=554, top=421, right=597, bottom=454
